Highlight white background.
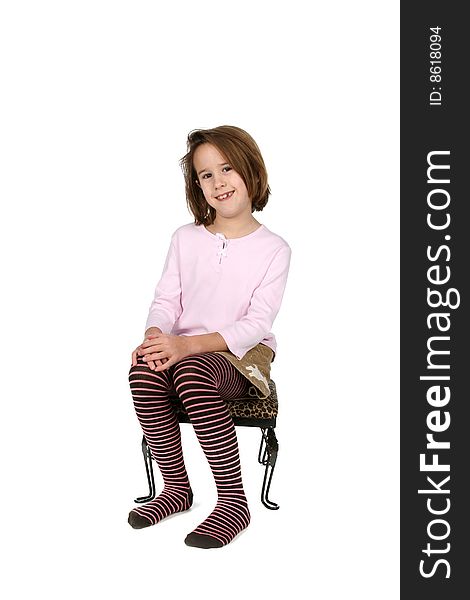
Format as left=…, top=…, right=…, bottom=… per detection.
left=1, top=1, right=399, bottom=598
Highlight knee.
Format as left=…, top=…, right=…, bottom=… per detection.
left=128, top=356, right=168, bottom=387
left=128, top=355, right=146, bottom=379
left=173, top=354, right=217, bottom=396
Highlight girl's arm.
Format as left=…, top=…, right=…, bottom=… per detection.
left=145, top=234, right=182, bottom=334
left=187, top=331, right=228, bottom=354
left=140, top=332, right=228, bottom=371
left=217, top=244, right=291, bottom=359
left=141, top=331, right=228, bottom=371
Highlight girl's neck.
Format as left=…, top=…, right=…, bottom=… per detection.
left=206, top=216, right=261, bottom=239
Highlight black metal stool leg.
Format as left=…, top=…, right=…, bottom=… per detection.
left=134, top=435, right=156, bottom=503
left=259, top=427, right=280, bottom=510
left=258, top=429, right=269, bottom=465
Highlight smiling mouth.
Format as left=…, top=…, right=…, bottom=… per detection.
left=215, top=191, right=234, bottom=201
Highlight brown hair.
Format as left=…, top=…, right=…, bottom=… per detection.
left=179, top=125, right=271, bottom=226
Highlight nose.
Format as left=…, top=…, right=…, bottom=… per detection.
left=214, top=174, right=226, bottom=190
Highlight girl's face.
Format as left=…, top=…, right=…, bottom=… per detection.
left=193, top=143, right=252, bottom=221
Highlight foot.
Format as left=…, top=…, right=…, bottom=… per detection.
left=128, top=487, right=193, bottom=529
left=184, top=495, right=250, bottom=548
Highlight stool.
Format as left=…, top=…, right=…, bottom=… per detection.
left=134, top=379, right=280, bottom=510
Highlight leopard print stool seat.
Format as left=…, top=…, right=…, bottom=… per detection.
left=171, top=379, right=278, bottom=427
left=135, top=380, right=280, bottom=510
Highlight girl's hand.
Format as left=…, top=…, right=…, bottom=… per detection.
left=140, top=333, right=193, bottom=371
left=131, top=334, right=168, bottom=370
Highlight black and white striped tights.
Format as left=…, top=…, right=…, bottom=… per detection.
left=128, top=352, right=252, bottom=549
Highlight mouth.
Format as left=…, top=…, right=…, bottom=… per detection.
left=215, top=190, right=234, bottom=201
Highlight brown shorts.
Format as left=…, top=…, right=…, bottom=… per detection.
left=214, top=342, right=274, bottom=400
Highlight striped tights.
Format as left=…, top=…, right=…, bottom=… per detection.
left=128, top=352, right=252, bottom=548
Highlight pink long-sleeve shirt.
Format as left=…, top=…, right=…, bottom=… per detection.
left=145, top=222, right=291, bottom=360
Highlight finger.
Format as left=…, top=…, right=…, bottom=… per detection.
left=143, top=351, right=167, bottom=362
left=155, top=357, right=175, bottom=372
left=142, top=347, right=162, bottom=357
left=142, top=336, right=165, bottom=349
left=147, top=359, right=164, bottom=371
left=141, top=342, right=160, bottom=353
left=132, top=347, right=140, bottom=366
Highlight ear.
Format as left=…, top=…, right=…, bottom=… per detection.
left=195, top=179, right=201, bottom=188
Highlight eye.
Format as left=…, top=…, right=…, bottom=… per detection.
left=201, top=173, right=211, bottom=179
left=222, top=165, right=232, bottom=172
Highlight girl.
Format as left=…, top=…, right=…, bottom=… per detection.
left=128, top=125, right=291, bottom=549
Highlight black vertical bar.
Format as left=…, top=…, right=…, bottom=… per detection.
left=401, top=3, right=468, bottom=597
